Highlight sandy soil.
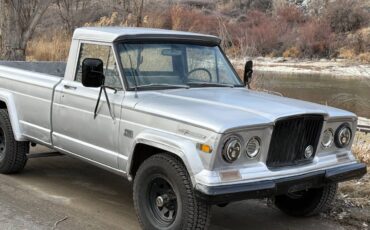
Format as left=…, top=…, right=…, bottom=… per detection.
left=231, top=57, right=370, bottom=78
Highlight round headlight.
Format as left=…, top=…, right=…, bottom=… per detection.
left=321, top=129, right=334, bottom=148
left=246, top=137, right=261, bottom=158
left=222, top=137, right=242, bottom=163
left=335, top=124, right=352, bottom=148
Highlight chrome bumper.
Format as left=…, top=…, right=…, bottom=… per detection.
left=195, top=163, right=367, bottom=204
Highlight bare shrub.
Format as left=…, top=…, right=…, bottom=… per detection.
left=243, top=10, right=282, bottom=56
left=298, top=19, right=333, bottom=58
left=335, top=27, right=370, bottom=60
left=276, top=5, right=305, bottom=25
left=143, top=9, right=172, bottom=29
left=325, top=0, right=369, bottom=33
left=169, top=5, right=218, bottom=34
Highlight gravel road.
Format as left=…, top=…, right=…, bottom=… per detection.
left=0, top=146, right=348, bottom=230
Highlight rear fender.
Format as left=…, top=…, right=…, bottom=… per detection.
left=0, top=91, right=25, bottom=141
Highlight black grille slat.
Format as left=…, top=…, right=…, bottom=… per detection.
left=266, top=115, right=324, bottom=168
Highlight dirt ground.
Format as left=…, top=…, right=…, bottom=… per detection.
left=327, top=171, right=370, bottom=229
left=326, top=132, right=370, bottom=230
left=0, top=145, right=362, bottom=230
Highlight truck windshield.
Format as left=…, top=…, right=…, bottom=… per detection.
left=117, top=43, right=244, bottom=90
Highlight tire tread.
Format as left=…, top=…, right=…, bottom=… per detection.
left=133, top=153, right=211, bottom=230
left=0, top=109, right=28, bottom=174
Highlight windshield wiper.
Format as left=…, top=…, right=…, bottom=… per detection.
left=187, top=82, right=235, bottom=88
left=135, top=83, right=190, bottom=90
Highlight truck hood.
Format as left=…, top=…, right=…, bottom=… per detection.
left=134, top=88, right=356, bottom=133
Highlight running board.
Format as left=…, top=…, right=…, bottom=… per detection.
left=28, top=152, right=64, bottom=159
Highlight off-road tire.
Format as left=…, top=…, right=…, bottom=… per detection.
left=274, top=183, right=338, bottom=217
left=0, top=109, right=29, bottom=174
left=133, top=153, right=211, bottom=230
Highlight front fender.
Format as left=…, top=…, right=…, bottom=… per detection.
left=126, top=129, right=205, bottom=184
left=0, top=90, right=25, bottom=141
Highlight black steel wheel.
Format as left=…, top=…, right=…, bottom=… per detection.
left=148, top=176, right=178, bottom=226
left=133, top=153, right=211, bottom=230
left=0, top=109, right=29, bottom=174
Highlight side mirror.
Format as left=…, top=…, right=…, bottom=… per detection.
left=244, top=60, right=253, bottom=88
left=82, top=58, right=105, bottom=87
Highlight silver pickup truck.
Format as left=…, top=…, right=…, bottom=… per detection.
left=0, top=27, right=366, bottom=230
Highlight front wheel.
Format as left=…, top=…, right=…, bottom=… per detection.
left=133, top=153, right=211, bottom=230
left=274, top=183, right=338, bottom=217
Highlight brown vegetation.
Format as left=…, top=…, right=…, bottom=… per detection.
left=352, top=133, right=370, bottom=165
left=26, top=31, right=70, bottom=61
left=17, top=0, right=370, bottom=63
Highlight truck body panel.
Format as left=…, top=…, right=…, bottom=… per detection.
left=0, top=27, right=364, bottom=200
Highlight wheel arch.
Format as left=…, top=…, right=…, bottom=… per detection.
left=0, top=92, right=25, bottom=141
left=126, top=131, right=204, bottom=185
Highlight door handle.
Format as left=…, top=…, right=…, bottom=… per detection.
left=64, top=85, right=77, bottom=90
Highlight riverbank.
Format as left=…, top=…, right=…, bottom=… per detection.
left=231, top=57, right=370, bottom=78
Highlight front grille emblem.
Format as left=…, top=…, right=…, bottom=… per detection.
left=304, top=145, right=314, bottom=159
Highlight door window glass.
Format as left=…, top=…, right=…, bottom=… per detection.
left=75, top=43, right=122, bottom=89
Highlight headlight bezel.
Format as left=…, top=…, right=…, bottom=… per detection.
left=246, top=136, right=261, bottom=158
left=334, top=123, right=352, bottom=148
left=222, top=136, right=243, bottom=163
left=321, top=128, right=334, bottom=148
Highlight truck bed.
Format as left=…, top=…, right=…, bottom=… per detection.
left=0, top=61, right=65, bottom=144
left=0, top=61, right=66, bottom=78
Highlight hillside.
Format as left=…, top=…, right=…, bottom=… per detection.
left=25, top=0, right=370, bottom=63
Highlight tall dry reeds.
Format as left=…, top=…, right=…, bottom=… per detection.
left=26, top=31, right=71, bottom=61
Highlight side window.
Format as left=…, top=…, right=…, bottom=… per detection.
left=75, top=43, right=122, bottom=89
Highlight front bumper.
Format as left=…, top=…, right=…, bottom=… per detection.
left=195, top=163, right=367, bottom=204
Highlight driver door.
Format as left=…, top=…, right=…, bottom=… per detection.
left=52, top=42, right=124, bottom=169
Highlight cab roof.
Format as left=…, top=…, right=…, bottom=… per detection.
left=73, top=27, right=221, bottom=45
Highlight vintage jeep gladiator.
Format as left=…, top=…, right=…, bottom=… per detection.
left=0, top=27, right=366, bottom=229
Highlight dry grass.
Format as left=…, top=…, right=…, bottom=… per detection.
left=338, top=48, right=357, bottom=60
left=358, top=52, right=370, bottom=63
left=352, top=132, right=370, bottom=165
left=26, top=31, right=71, bottom=61
left=282, top=47, right=301, bottom=58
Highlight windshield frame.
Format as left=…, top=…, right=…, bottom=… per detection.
left=113, top=40, right=244, bottom=91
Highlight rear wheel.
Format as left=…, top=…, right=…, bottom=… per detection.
left=0, top=109, right=29, bottom=174
left=133, top=153, right=211, bottom=230
left=274, top=183, right=338, bottom=217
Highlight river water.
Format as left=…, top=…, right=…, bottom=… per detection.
left=254, top=71, right=370, bottom=119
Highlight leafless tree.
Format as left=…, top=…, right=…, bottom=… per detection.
left=134, top=0, right=144, bottom=27
left=56, top=0, right=90, bottom=34
left=111, top=0, right=145, bottom=27
left=0, top=0, right=53, bottom=61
